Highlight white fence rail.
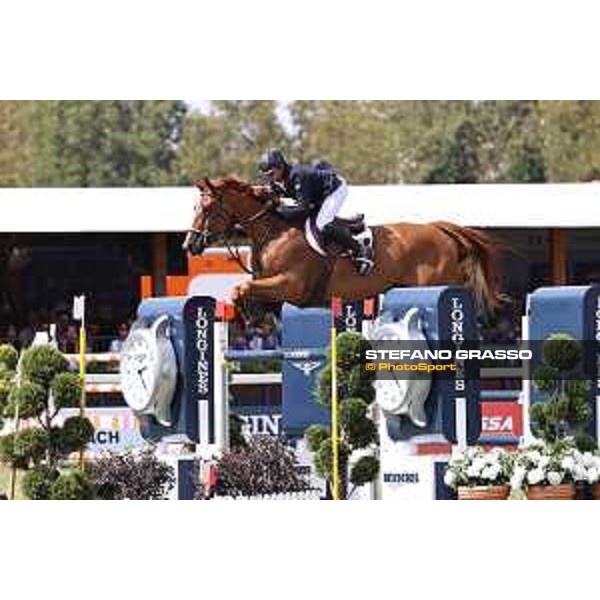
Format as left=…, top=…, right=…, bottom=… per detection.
left=64, top=353, right=283, bottom=395
left=213, top=490, right=322, bottom=501
left=66, top=353, right=520, bottom=396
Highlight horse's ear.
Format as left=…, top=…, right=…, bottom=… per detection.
left=194, top=178, right=216, bottom=192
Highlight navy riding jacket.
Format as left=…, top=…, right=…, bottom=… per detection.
left=275, top=163, right=342, bottom=222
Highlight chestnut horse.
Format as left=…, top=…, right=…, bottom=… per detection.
left=182, top=177, right=503, bottom=314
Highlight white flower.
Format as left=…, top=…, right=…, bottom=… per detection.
left=482, top=464, right=501, bottom=481
left=527, top=468, right=546, bottom=486
left=465, top=447, right=479, bottom=460
left=467, top=465, right=481, bottom=479
left=572, top=465, right=587, bottom=481
left=480, top=466, right=493, bottom=480
left=444, top=470, right=457, bottom=487
left=586, top=467, right=599, bottom=484
left=582, top=453, right=595, bottom=468
left=528, top=450, right=542, bottom=464
left=472, top=457, right=487, bottom=472
left=561, top=456, right=575, bottom=471
left=538, top=456, right=550, bottom=469
left=547, top=471, right=563, bottom=486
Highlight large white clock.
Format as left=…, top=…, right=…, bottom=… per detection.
left=120, top=315, right=178, bottom=426
left=370, top=307, right=432, bottom=428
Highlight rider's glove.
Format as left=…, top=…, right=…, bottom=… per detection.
left=268, top=182, right=287, bottom=198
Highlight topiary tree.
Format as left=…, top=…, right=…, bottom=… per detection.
left=0, top=344, right=18, bottom=371
left=531, top=333, right=594, bottom=450
left=305, top=331, right=379, bottom=499
left=0, top=343, right=95, bottom=499
left=22, top=465, right=60, bottom=500
left=0, top=344, right=18, bottom=431
left=49, top=469, right=95, bottom=500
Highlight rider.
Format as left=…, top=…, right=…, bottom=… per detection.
left=257, top=149, right=374, bottom=275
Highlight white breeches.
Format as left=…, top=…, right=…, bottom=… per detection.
left=315, top=179, right=348, bottom=230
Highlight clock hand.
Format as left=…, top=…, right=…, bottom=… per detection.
left=138, top=371, right=149, bottom=392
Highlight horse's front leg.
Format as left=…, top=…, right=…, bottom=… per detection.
left=232, top=274, right=295, bottom=305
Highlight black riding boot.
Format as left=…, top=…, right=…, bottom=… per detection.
left=321, top=223, right=374, bottom=275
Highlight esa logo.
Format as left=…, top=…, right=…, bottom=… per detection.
left=383, top=472, right=420, bottom=484
left=482, top=416, right=513, bottom=433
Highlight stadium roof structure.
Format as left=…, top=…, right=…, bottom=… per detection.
left=0, top=182, right=599, bottom=232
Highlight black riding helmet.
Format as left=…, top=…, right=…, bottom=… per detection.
left=258, top=148, right=289, bottom=175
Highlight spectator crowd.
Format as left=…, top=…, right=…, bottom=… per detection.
left=0, top=300, right=132, bottom=354
left=1, top=297, right=523, bottom=356
left=0, top=299, right=282, bottom=355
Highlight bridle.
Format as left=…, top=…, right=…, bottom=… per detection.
left=186, top=188, right=275, bottom=276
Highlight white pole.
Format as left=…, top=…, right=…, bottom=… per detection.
left=521, top=308, right=533, bottom=446
left=455, top=396, right=468, bottom=450
left=215, top=318, right=229, bottom=453
left=596, top=396, right=600, bottom=447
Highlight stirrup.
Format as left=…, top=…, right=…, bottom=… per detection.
left=353, top=256, right=374, bottom=276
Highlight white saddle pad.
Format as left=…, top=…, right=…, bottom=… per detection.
left=304, top=217, right=327, bottom=257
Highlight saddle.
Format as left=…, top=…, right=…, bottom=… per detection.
left=333, top=214, right=367, bottom=234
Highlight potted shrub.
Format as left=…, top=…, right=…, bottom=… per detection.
left=530, top=333, right=594, bottom=449
left=444, top=446, right=513, bottom=499
left=510, top=441, right=589, bottom=500
left=521, top=332, right=600, bottom=499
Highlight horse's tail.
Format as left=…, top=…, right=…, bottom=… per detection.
left=432, top=221, right=507, bottom=315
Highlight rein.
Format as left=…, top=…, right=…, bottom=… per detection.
left=188, top=191, right=277, bottom=276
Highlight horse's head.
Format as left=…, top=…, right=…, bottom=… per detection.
left=183, top=177, right=267, bottom=256
left=182, top=178, right=224, bottom=256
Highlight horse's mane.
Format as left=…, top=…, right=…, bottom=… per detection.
left=213, top=175, right=256, bottom=196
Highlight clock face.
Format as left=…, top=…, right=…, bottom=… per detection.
left=120, top=330, right=158, bottom=412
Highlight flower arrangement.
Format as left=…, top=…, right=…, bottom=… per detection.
left=510, top=440, right=600, bottom=499
left=443, top=439, right=600, bottom=500
left=444, top=446, right=514, bottom=498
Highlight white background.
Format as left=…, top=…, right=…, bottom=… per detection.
left=2, top=1, right=600, bottom=599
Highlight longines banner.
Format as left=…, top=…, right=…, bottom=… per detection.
left=183, top=296, right=216, bottom=445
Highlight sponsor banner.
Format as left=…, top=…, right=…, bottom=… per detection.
left=233, top=407, right=283, bottom=436
left=480, top=400, right=523, bottom=440
left=183, top=296, right=215, bottom=444
left=335, top=300, right=365, bottom=334
left=57, top=407, right=146, bottom=454
left=380, top=453, right=437, bottom=500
